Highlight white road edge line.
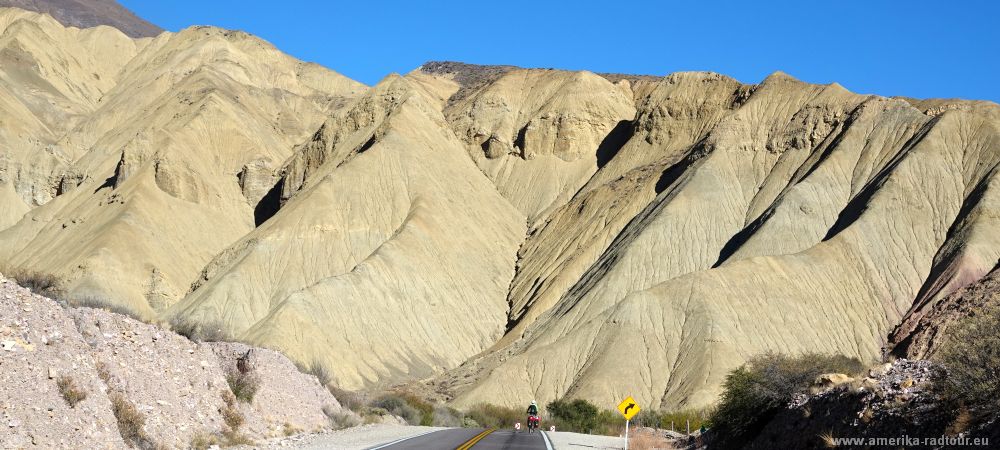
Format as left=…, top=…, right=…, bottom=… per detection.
left=541, top=430, right=555, bottom=450
left=366, top=428, right=443, bottom=450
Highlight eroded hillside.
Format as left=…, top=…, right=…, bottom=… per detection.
left=2, top=7, right=999, bottom=414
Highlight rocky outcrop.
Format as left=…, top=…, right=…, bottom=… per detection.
left=0, top=273, right=349, bottom=449
left=889, top=264, right=1000, bottom=359
left=735, top=359, right=953, bottom=450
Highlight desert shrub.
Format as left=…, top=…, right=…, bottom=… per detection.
left=283, top=422, right=302, bottom=436
left=399, top=392, right=435, bottom=426
left=56, top=375, right=87, bottom=407
left=95, top=361, right=112, bottom=383
left=323, top=405, right=361, bottom=430
left=109, top=391, right=157, bottom=449
left=548, top=398, right=600, bottom=433
left=225, top=364, right=260, bottom=403
left=466, top=403, right=522, bottom=429
left=189, top=432, right=222, bottom=450
left=169, top=316, right=229, bottom=343
left=217, top=390, right=254, bottom=445
left=219, top=428, right=253, bottom=446
left=462, top=416, right=482, bottom=428
left=709, top=352, right=864, bottom=445
left=327, top=385, right=366, bottom=412
left=220, top=391, right=244, bottom=429
left=371, top=392, right=433, bottom=425
left=933, top=304, right=1000, bottom=420
left=225, top=352, right=260, bottom=404
left=305, top=360, right=332, bottom=387
left=362, top=407, right=391, bottom=424
left=2, top=266, right=62, bottom=298
left=432, top=405, right=465, bottom=427
left=71, top=295, right=139, bottom=317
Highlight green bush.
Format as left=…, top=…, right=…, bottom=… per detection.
left=547, top=398, right=600, bottom=433
left=933, top=304, right=1000, bottom=420
left=709, top=352, right=864, bottom=444
left=592, top=409, right=626, bottom=436
left=630, top=408, right=712, bottom=432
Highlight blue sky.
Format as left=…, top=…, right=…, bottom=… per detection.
left=120, top=0, right=999, bottom=102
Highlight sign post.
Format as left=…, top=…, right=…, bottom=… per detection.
left=616, top=396, right=640, bottom=450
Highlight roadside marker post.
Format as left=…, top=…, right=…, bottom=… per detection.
left=616, top=396, right=640, bottom=450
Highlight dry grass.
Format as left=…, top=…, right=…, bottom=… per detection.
left=283, top=422, right=302, bottom=436
left=221, top=391, right=245, bottom=430
left=69, top=295, right=139, bottom=317
left=189, top=432, right=222, bottom=450
left=95, top=361, right=112, bottom=383
left=109, top=391, right=157, bottom=449
left=220, top=428, right=253, bottom=446
left=629, top=428, right=677, bottom=450
left=169, top=317, right=229, bottom=343
left=819, top=430, right=837, bottom=448
left=56, top=375, right=87, bottom=408
left=466, top=403, right=522, bottom=429
left=1, top=266, right=63, bottom=298
left=945, top=406, right=974, bottom=435
left=304, top=360, right=332, bottom=387
left=217, top=390, right=254, bottom=446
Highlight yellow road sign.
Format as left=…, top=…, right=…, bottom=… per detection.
left=617, top=396, right=640, bottom=420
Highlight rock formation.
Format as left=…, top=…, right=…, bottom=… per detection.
left=0, top=272, right=349, bottom=448
left=0, top=0, right=161, bottom=37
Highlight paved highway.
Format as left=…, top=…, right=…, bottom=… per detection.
left=371, top=427, right=552, bottom=450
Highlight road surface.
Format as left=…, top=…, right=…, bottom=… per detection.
left=371, top=428, right=552, bottom=449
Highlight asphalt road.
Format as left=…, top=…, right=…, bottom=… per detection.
left=371, top=428, right=550, bottom=450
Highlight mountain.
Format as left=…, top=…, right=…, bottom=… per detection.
left=0, top=7, right=364, bottom=316
left=1, top=7, right=998, bottom=415
left=0, top=0, right=161, bottom=37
